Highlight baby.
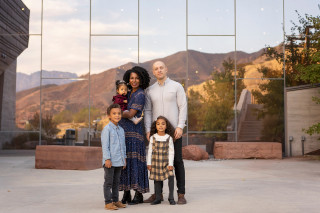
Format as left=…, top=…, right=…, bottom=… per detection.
left=112, top=80, right=143, bottom=125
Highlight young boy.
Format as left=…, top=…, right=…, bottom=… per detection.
left=101, top=104, right=127, bottom=210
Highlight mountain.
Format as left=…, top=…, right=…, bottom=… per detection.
left=16, top=71, right=78, bottom=92
left=137, top=49, right=264, bottom=85
left=15, top=49, right=265, bottom=125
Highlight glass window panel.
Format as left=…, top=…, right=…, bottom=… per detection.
left=236, top=79, right=284, bottom=143
left=188, top=0, right=234, bottom=35
left=239, top=49, right=284, bottom=79
left=91, top=0, right=138, bottom=35
left=91, top=36, right=138, bottom=74
left=21, top=0, right=42, bottom=34
left=284, top=0, right=319, bottom=35
left=187, top=133, right=233, bottom=155
left=17, top=36, right=41, bottom=86
left=237, top=0, right=283, bottom=54
left=42, top=0, right=90, bottom=78
left=0, top=35, right=40, bottom=131
left=138, top=52, right=188, bottom=83
left=284, top=0, right=319, bottom=87
left=140, top=0, right=186, bottom=63
left=90, top=37, right=138, bottom=131
left=187, top=36, right=236, bottom=132
left=188, top=36, right=234, bottom=54
left=188, top=36, right=235, bottom=84
left=0, top=132, right=40, bottom=150
left=188, top=86, right=236, bottom=132
left=90, top=36, right=138, bottom=145
left=41, top=79, right=90, bottom=144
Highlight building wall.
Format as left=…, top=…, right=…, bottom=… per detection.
left=0, top=0, right=29, bottom=148
left=286, top=85, right=320, bottom=156
left=0, top=60, right=17, bottom=131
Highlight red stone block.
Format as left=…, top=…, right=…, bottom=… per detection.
left=35, top=145, right=102, bottom=170
left=214, top=142, right=282, bottom=159
left=182, top=145, right=209, bottom=161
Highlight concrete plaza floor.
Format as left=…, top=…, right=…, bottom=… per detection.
left=0, top=151, right=320, bottom=213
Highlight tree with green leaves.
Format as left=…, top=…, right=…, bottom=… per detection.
left=266, top=8, right=320, bottom=140
left=188, top=58, right=245, bottom=140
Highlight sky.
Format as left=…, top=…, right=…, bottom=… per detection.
left=17, top=0, right=320, bottom=76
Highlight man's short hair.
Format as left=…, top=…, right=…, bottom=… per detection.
left=107, top=104, right=121, bottom=115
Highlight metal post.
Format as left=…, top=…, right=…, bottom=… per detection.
left=301, top=136, right=305, bottom=155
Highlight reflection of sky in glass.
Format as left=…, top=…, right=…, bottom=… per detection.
left=188, top=36, right=234, bottom=54
left=17, top=36, right=41, bottom=74
left=21, top=0, right=42, bottom=34
left=16, top=0, right=319, bottom=74
left=91, top=0, right=138, bottom=34
left=237, top=0, right=283, bottom=53
left=285, top=0, right=320, bottom=35
left=188, top=0, right=234, bottom=35
left=42, top=0, right=90, bottom=77
left=91, top=37, right=138, bottom=74
left=140, top=0, right=186, bottom=62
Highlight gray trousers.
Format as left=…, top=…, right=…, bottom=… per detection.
left=154, top=175, right=174, bottom=200
left=103, top=166, right=122, bottom=204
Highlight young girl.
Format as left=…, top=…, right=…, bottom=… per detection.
left=147, top=116, right=175, bottom=205
left=112, top=80, right=142, bottom=125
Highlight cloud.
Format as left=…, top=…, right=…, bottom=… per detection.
left=91, top=20, right=137, bottom=34
left=18, top=0, right=182, bottom=75
left=43, top=0, right=79, bottom=18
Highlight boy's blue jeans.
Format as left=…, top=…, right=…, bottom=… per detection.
left=103, top=166, right=122, bottom=204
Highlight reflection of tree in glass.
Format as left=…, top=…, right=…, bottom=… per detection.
left=53, top=107, right=101, bottom=125
left=188, top=58, right=245, bottom=139
left=27, top=112, right=59, bottom=138
left=252, top=67, right=284, bottom=143
left=73, top=107, right=101, bottom=124
left=265, top=8, right=320, bottom=140
left=266, top=9, right=320, bottom=87
left=53, top=110, right=73, bottom=123
left=3, top=133, right=40, bottom=149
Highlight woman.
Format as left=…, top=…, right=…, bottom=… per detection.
left=119, top=66, right=150, bottom=205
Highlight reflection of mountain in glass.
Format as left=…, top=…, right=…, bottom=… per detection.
left=17, top=71, right=78, bottom=92
left=15, top=48, right=283, bottom=141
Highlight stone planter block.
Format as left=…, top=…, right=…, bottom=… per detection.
left=35, top=145, right=102, bottom=170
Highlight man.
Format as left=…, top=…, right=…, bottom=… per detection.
left=144, top=61, right=187, bottom=204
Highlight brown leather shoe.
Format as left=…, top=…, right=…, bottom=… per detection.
left=105, top=203, right=118, bottom=210
left=177, top=194, right=187, bottom=205
left=143, top=194, right=164, bottom=203
left=114, top=201, right=126, bottom=208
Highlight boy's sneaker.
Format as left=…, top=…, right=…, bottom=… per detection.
left=114, top=201, right=126, bottom=208
left=130, top=116, right=143, bottom=125
left=105, top=203, right=118, bottom=210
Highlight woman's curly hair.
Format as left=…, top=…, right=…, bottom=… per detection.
left=123, top=66, right=151, bottom=90
left=150, top=116, right=175, bottom=140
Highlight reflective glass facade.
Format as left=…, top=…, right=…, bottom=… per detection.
left=0, top=0, right=318, bottom=153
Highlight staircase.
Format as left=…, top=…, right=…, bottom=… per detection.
left=238, top=104, right=264, bottom=142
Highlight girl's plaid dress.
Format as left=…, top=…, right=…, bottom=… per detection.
left=149, top=136, right=174, bottom=181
